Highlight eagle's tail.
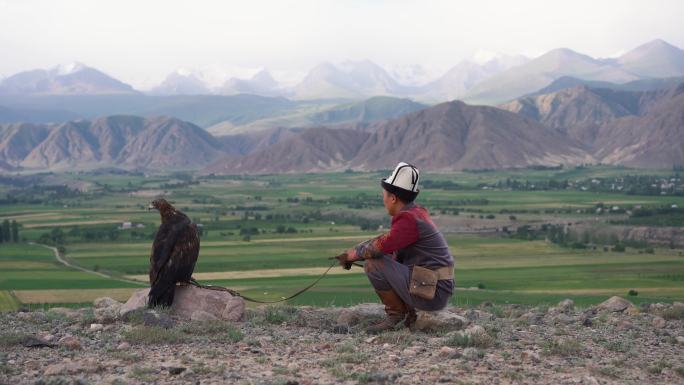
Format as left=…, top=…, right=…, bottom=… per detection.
left=148, top=275, right=176, bottom=308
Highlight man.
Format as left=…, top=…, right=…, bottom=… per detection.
left=336, top=162, right=454, bottom=333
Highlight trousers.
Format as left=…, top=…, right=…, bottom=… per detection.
left=364, top=254, right=453, bottom=311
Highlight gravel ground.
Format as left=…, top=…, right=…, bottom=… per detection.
left=1, top=299, right=683, bottom=385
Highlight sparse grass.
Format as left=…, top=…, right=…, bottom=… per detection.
left=128, top=366, right=156, bottom=382
left=675, top=367, right=684, bottom=377
left=446, top=332, right=493, bottom=348
left=605, top=339, right=632, bottom=353
left=0, top=332, right=27, bottom=347
left=503, top=370, right=523, bottom=381
left=660, top=307, right=684, bottom=320
left=543, top=338, right=582, bottom=357
left=109, top=351, right=142, bottom=363
left=178, top=320, right=244, bottom=343
left=646, top=361, right=671, bottom=375
left=374, top=329, right=419, bottom=347
left=589, top=365, right=620, bottom=379
left=122, top=326, right=188, bottom=345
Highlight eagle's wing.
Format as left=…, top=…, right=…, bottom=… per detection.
left=149, top=218, right=191, bottom=285
left=173, top=223, right=200, bottom=282
left=149, top=222, right=170, bottom=285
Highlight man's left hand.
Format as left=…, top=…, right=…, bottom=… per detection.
left=334, top=252, right=353, bottom=270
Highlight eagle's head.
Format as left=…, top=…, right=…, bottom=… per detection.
left=148, top=198, right=173, bottom=213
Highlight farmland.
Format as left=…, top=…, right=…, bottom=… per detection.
left=1, top=165, right=683, bottom=311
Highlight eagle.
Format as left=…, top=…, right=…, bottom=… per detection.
left=147, top=198, right=200, bottom=307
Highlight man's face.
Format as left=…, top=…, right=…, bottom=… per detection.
left=382, top=189, right=397, bottom=215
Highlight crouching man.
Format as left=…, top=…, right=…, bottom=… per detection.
left=336, top=162, right=454, bottom=333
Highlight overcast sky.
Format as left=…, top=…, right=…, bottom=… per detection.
left=1, top=0, right=683, bottom=88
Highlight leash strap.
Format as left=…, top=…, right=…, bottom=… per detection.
left=186, top=259, right=360, bottom=304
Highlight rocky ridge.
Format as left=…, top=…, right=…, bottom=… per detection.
left=1, top=296, right=683, bottom=385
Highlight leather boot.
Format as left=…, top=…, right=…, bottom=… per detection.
left=404, top=307, right=417, bottom=328
left=366, top=290, right=407, bottom=334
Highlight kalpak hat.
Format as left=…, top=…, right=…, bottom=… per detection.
left=381, top=162, right=419, bottom=202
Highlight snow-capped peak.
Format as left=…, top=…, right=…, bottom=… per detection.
left=53, top=62, right=86, bottom=76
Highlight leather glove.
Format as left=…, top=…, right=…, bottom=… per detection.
left=334, top=252, right=353, bottom=270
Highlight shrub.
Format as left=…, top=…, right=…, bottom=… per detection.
left=628, top=289, right=638, bottom=296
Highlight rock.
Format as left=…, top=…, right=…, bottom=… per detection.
left=676, top=336, right=684, bottom=345
left=116, top=342, right=130, bottom=350
left=120, top=285, right=246, bottom=321
left=57, top=336, right=81, bottom=350
left=467, top=324, right=486, bottom=335
left=402, top=348, right=417, bottom=358
left=43, top=359, right=99, bottom=376
left=47, top=307, right=80, bottom=319
left=336, top=303, right=385, bottom=326
left=168, top=367, right=186, bottom=375
left=119, top=289, right=149, bottom=317
left=191, top=310, right=218, bottom=321
left=438, top=346, right=457, bottom=357
left=597, top=296, right=639, bottom=314
left=652, top=316, right=666, bottom=329
left=93, top=297, right=121, bottom=309
left=462, top=347, right=480, bottom=361
left=141, top=310, right=174, bottom=328
left=558, top=299, right=574, bottom=311
left=22, top=335, right=56, bottom=348
left=672, top=301, right=684, bottom=310
left=412, top=308, right=468, bottom=332
left=94, top=304, right=122, bottom=323
left=520, top=350, right=540, bottom=362
left=89, top=323, right=103, bottom=332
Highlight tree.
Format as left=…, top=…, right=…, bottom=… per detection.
left=1, top=220, right=9, bottom=242
left=11, top=220, right=18, bottom=242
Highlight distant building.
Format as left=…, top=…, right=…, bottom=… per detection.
left=120, top=222, right=132, bottom=229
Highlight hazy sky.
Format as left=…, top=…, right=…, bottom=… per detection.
left=1, top=0, right=683, bottom=88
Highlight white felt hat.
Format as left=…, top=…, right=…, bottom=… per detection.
left=381, top=162, right=419, bottom=202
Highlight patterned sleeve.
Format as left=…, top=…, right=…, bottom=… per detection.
left=346, top=212, right=419, bottom=261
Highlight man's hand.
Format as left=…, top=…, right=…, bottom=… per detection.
left=334, top=252, right=353, bottom=270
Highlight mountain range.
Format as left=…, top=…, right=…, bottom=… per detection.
left=3, top=39, right=682, bottom=106
left=5, top=79, right=681, bottom=173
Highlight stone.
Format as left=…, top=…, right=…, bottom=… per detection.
left=464, top=325, right=486, bottom=337
left=168, top=367, right=186, bottom=375
left=190, top=310, right=218, bottom=321
left=120, top=285, right=246, bottom=321
left=597, top=296, right=639, bottom=314
left=520, top=350, right=540, bottom=362
left=462, top=347, right=481, bottom=361
left=652, top=316, right=666, bottom=329
left=43, top=359, right=98, bottom=376
left=336, top=303, right=385, bottom=326
left=672, top=301, right=684, bottom=310
left=57, top=336, right=81, bottom=350
left=47, top=307, right=80, bottom=319
left=676, top=336, right=684, bottom=345
left=412, top=308, right=467, bottom=332
left=402, top=348, right=417, bottom=358
left=22, top=335, right=56, bottom=348
left=438, top=346, right=457, bottom=357
left=89, top=323, right=103, bottom=332
left=141, top=310, right=174, bottom=328
left=94, top=305, right=122, bottom=323
left=93, top=297, right=121, bottom=309
left=116, top=342, right=130, bottom=350
left=558, top=299, right=574, bottom=311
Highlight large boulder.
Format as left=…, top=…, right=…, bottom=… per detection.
left=120, top=285, right=245, bottom=322
left=597, top=296, right=639, bottom=315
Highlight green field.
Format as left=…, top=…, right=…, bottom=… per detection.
left=1, top=166, right=683, bottom=310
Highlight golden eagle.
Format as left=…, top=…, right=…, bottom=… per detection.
left=147, top=198, right=200, bottom=307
